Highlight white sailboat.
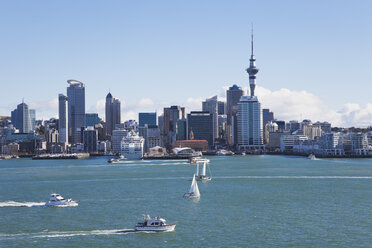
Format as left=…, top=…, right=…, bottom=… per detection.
left=183, top=174, right=200, bottom=198
left=195, top=159, right=211, bottom=181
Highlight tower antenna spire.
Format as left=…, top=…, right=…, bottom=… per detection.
left=251, top=23, right=254, bottom=56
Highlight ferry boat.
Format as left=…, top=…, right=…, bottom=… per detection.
left=45, top=193, right=78, bottom=207
left=308, top=154, right=317, bottom=160
left=135, top=215, right=177, bottom=232
left=216, top=149, right=234, bottom=156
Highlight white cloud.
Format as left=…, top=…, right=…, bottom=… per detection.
left=138, top=98, right=154, bottom=107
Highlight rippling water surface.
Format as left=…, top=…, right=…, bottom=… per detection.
left=0, top=156, right=371, bottom=247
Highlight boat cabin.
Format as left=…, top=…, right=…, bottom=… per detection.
left=144, top=217, right=166, bottom=226
left=50, top=194, right=65, bottom=201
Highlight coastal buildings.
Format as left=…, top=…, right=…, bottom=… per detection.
left=67, top=80, right=85, bottom=144
left=139, top=112, right=157, bottom=127
left=163, top=106, right=185, bottom=148
left=105, top=92, right=121, bottom=139
left=83, top=126, right=98, bottom=153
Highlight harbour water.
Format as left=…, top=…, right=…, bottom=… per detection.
left=0, top=156, right=371, bottom=247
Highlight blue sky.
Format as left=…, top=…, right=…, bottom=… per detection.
left=1, top=1, right=371, bottom=126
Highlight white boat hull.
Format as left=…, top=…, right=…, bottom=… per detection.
left=45, top=200, right=78, bottom=207
left=135, top=224, right=176, bottom=232
left=196, top=176, right=211, bottom=182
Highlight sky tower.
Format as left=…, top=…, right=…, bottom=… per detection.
left=246, top=27, right=259, bottom=97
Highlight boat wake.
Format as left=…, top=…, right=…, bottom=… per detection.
left=0, top=201, right=45, bottom=208
left=214, top=176, right=372, bottom=179
left=0, top=229, right=135, bottom=240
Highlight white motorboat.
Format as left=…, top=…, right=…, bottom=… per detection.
left=108, top=155, right=127, bottom=163
left=194, top=158, right=211, bottom=181
left=45, top=193, right=78, bottom=207
left=183, top=174, right=200, bottom=198
left=135, top=215, right=177, bottom=232
left=308, top=154, right=317, bottom=160
left=216, top=149, right=234, bottom=156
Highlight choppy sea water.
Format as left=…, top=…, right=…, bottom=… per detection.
left=0, top=155, right=371, bottom=247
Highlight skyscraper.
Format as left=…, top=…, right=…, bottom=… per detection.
left=237, top=29, right=263, bottom=149
left=67, top=80, right=85, bottom=143
left=226, top=84, right=244, bottom=146
left=202, top=96, right=218, bottom=145
left=29, top=109, right=36, bottom=131
left=105, top=92, right=121, bottom=139
left=58, top=94, right=68, bottom=144
left=139, top=112, right=157, bottom=127
left=11, top=100, right=32, bottom=133
left=187, top=111, right=214, bottom=147
left=163, top=106, right=185, bottom=148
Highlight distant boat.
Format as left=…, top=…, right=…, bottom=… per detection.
left=194, top=158, right=211, bottom=181
left=308, top=154, right=317, bottom=160
left=108, top=155, right=127, bottom=164
left=216, top=149, right=234, bottom=156
left=135, top=215, right=176, bottom=232
left=183, top=174, right=200, bottom=198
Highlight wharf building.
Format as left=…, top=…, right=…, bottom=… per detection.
left=105, top=92, right=121, bottom=139
left=237, top=30, right=264, bottom=150
left=67, top=80, right=85, bottom=144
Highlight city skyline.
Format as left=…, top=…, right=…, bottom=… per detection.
left=1, top=1, right=372, bottom=127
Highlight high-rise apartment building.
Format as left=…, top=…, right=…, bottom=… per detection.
left=105, top=92, right=121, bottom=139
left=58, top=94, right=68, bottom=144
left=163, top=106, right=185, bottom=148
left=67, top=80, right=85, bottom=143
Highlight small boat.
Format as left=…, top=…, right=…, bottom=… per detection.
left=135, top=215, right=177, bottom=232
left=194, top=159, right=211, bottom=181
left=183, top=174, right=200, bottom=198
left=45, top=193, right=78, bottom=207
left=308, top=154, right=317, bottom=160
left=216, top=149, right=234, bottom=156
left=108, top=155, right=127, bottom=163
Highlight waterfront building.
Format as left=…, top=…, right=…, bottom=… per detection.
left=112, top=129, right=128, bottom=153
left=268, top=131, right=287, bottom=150
left=343, top=133, right=369, bottom=155
left=318, top=132, right=344, bottom=156
left=303, top=124, right=322, bottom=140
left=287, top=120, right=300, bottom=134
left=280, top=135, right=308, bottom=152
left=264, top=121, right=278, bottom=144
left=139, top=112, right=157, bottom=127
left=237, top=30, right=264, bottom=150
left=11, top=100, right=32, bottom=133
left=163, top=106, right=185, bottom=148
left=83, top=126, right=98, bottom=153
left=85, top=113, right=100, bottom=127
left=314, top=121, right=332, bottom=133
left=105, top=92, right=121, bottom=138
left=67, top=80, right=85, bottom=143
left=226, top=84, right=244, bottom=146
left=58, top=94, right=68, bottom=144
left=120, top=131, right=144, bottom=159
left=273, top=120, right=286, bottom=132
left=187, top=111, right=214, bottom=148
left=98, top=140, right=111, bottom=153
left=218, top=114, right=227, bottom=140
left=202, top=96, right=218, bottom=145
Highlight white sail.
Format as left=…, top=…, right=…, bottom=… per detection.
left=195, top=163, right=199, bottom=177
left=189, top=174, right=200, bottom=197
left=201, top=161, right=207, bottom=177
